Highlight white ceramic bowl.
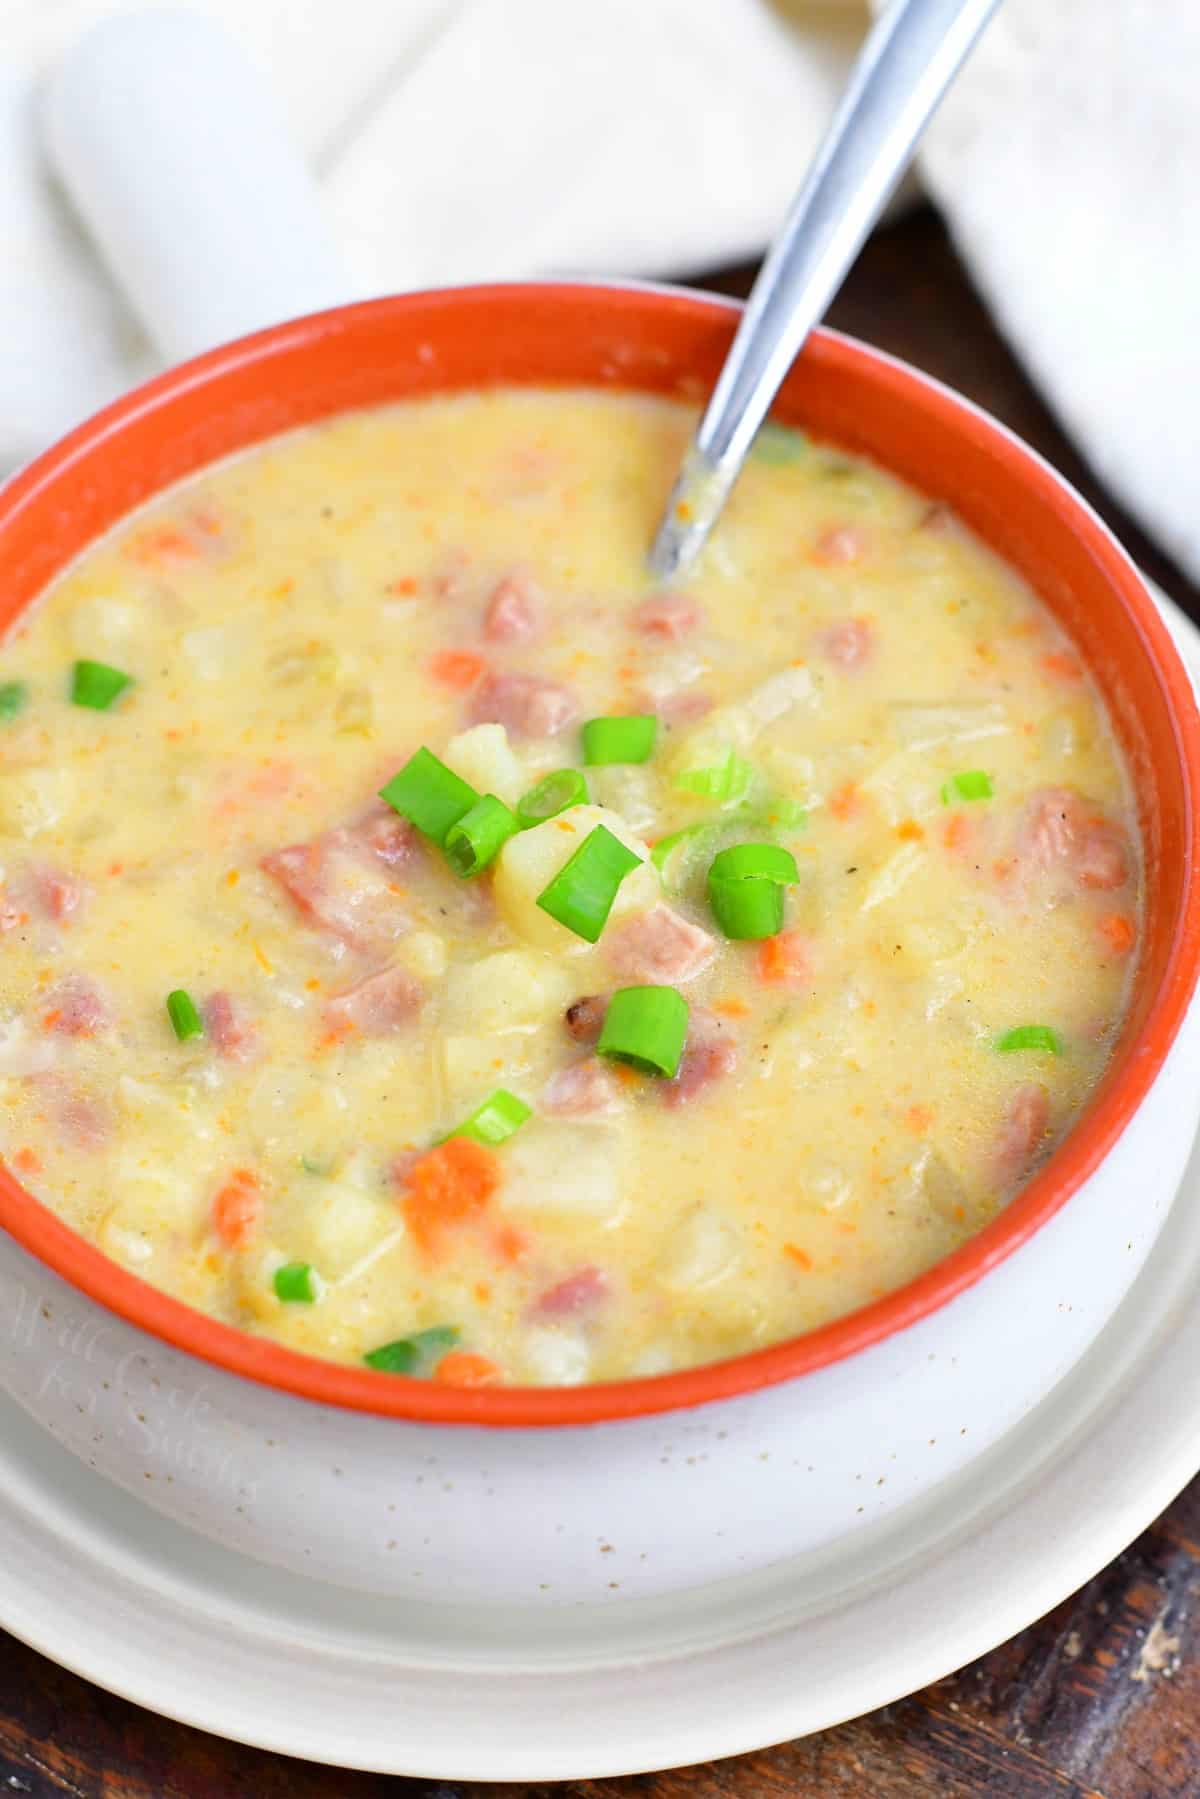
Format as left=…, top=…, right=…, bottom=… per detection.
left=0, top=285, right=1196, bottom=1604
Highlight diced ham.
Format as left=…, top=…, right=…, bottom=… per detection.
left=632, top=593, right=704, bottom=641
left=469, top=671, right=578, bottom=738
left=261, top=826, right=408, bottom=952
left=203, top=992, right=260, bottom=1063
left=30, top=1074, right=111, bottom=1149
left=993, top=1083, right=1051, bottom=1185
left=604, top=904, right=716, bottom=985
left=40, top=975, right=111, bottom=1038
left=1016, top=788, right=1130, bottom=894
left=531, top=1266, right=610, bottom=1319
left=0, top=865, right=87, bottom=933
left=351, top=800, right=417, bottom=868
left=542, top=1057, right=624, bottom=1117
left=564, top=994, right=608, bottom=1043
left=634, top=687, right=713, bottom=727
left=660, top=1008, right=738, bottom=1110
left=325, top=964, right=424, bottom=1037
left=484, top=571, right=542, bottom=643
left=33, top=866, right=87, bottom=923
left=818, top=617, right=875, bottom=671
left=812, top=524, right=871, bottom=565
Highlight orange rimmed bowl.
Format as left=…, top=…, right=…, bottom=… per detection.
left=0, top=284, right=1197, bottom=1602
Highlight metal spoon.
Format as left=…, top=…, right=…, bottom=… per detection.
left=647, top=0, right=1003, bottom=585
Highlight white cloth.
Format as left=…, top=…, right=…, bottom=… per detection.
left=2, top=0, right=1196, bottom=579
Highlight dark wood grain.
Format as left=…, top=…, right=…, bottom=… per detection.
left=2, top=204, right=1197, bottom=1797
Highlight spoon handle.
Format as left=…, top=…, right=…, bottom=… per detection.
left=648, top=0, right=1003, bottom=584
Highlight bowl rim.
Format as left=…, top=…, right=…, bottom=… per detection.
left=1, top=280, right=1197, bottom=1429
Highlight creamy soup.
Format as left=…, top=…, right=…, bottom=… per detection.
left=0, top=390, right=1139, bottom=1387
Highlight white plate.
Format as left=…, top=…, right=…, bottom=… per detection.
left=0, top=595, right=1196, bottom=1781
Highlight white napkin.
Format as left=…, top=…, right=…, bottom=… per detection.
left=3, top=0, right=1196, bottom=581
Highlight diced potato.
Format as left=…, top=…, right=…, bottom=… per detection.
left=656, top=1203, right=742, bottom=1291
left=890, top=700, right=1009, bottom=752
left=859, top=844, right=926, bottom=913
left=97, top=1212, right=156, bottom=1267
left=442, top=723, right=526, bottom=806
left=0, top=1017, right=57, bottom=1078
left=441, top=947, right=574, bottom=1034
left=69, top=594, right=143, bottom=657
left=586, top=765, right=659, bottom=835
left=796, top=1157, right=853, bottom=1211
left=292, top=1181, right=400, bottom=1281
left=117, top=1075, right=216, bottom=1142
left=503, top=1121, right=627, bottom=1226
left=493, top=804, right=659, bottom=951
left=182, top=623, right=241, bottom=680
left=859, top=751, right=941, bottom=825
left=744, top=665, right=815, bottom=725
left=521, top=1325, right=592, bottom=1386
left=440, top=1034, right=533, bottom=1103
left=0, top=767, right=71, bottom=839
left=398, top=930, right=448, bottom=980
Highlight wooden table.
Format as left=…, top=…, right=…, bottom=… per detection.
left=3, top=206, right=1198, bottom=1798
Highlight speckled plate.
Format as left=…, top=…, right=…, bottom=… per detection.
left=0, top=600, right=1194, bottom=1780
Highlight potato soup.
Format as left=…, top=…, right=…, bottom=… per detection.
left=0, top=390, right=1139, bottom=1387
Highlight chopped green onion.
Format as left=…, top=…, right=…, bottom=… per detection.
left=708, top=843, right=799, bottom=886
left=757, top=796, right=809, bottom=831
left=165, top=988, right=203, bottom=1042
left=273, top=1262, right=320, bottom=1304
left=581, top=714, right=657, bottom=766
left=753, top=423, right=808, bottom=465
left=441, top=1088, right=532, bottom=1147
left=705, top=834, right=798, bottom=935
left=597, top=985, right=689, bottom=1078
left=707, top=840, right=797, bottom=940
left=444, top=793, right=519, bottom=878
left=651, top=821, right=717, bottom=875
left=71, top=659, right=133, bottom=711
left=0, top=681, right=28, bottom=720
left=299, top=1154, right=330, bottom=1176
left=379, top=747, right=478, bottom=843
left=536, top=824, right=642, bottom=943
left=517, top=768, right=588, bottom=828
left=676, top=748, right=755, bottom=804
left=364, top=1325, right=460, bottom=1375
left=996, top=1025, right=1063, bottom=1056
left=941, top=769, right=994, bottom=805
left=709, top=876, right=786, bottom=940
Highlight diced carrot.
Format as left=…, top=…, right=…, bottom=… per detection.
left=399, top=1137, right=502, bottom=1260
left=127, top=524, right=200, bottom=566
left=389, top=576, right=419, bottom=596
left=428, top=648, right=488, bottom=690
left=1098, top=912, right=1137, bottom=956
left=904, top=1104, right=935, bottom=1134
left=434, top=1351, right=505, bottom=1388
left=784, top=1243, right=813, bottom=1270
left=713, top=997, right=751, bottom=1018
left=942, top=813, right=969, bottom=851
left=12, top=1147, right=41, bottom=1175
left=1040, top=651, right=1084, bottom=682
left=830, top=781, right=861, bottom=821
left=895, top=819, right=924, bottom=842
left=756, top=930, right=812, bottom=987
left=212, top=1168, right=264, bottom=1249
left=492, top=1222, right=530, bottom=1263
